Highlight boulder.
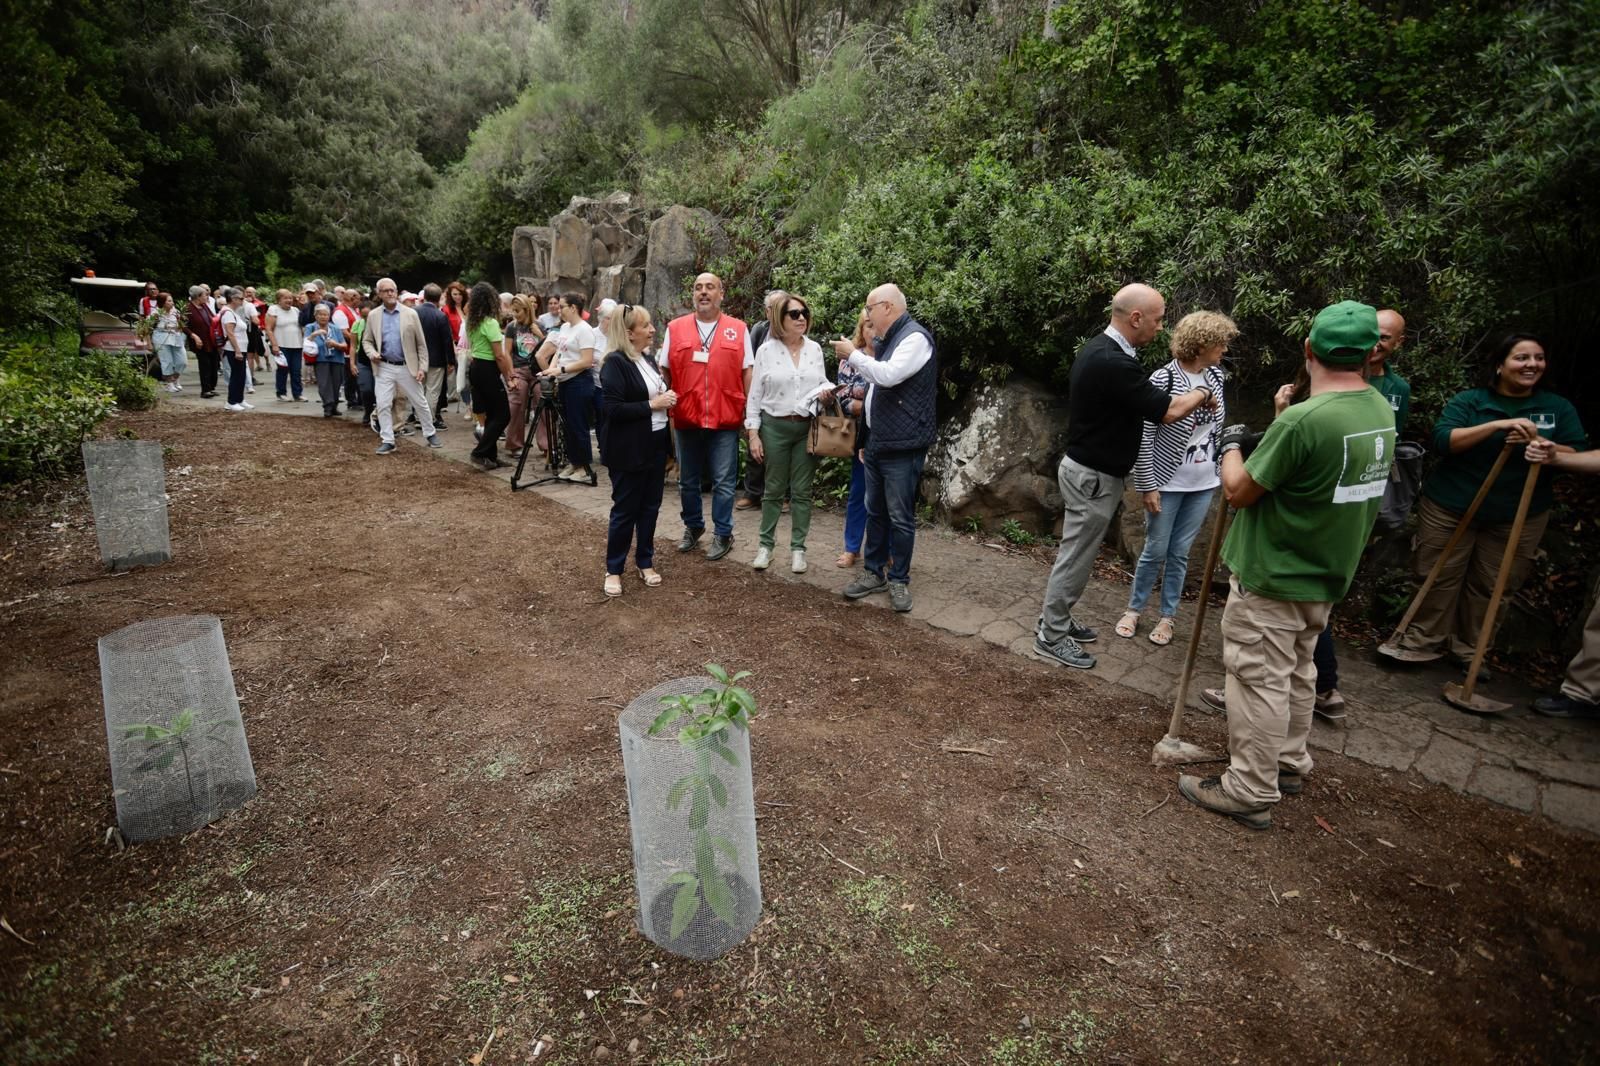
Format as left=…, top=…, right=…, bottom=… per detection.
left=550, top=212, right=594, bottom=294
left=512, top=226, right=552, bottom=287
left=643, top=205, right=728, bottom=316
left=921, top=378, right=1071, bottom=535
left=593, top=265, right=645, bottom=305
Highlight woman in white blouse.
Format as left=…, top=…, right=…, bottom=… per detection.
left=745, top=292, right=831, bottom=574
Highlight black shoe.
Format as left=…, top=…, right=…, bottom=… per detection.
left=1033, top=635, right=1096, bottom=670
left=376, top=442, right=397, bottom=455
left=1277, top=768, right=1304, bottom=796
left=677, top=528, right=704, bottom=553
left=1178, top=774, right=1272, bottom=830
left=201, top=391, right=217, bottom=399
left=1199, top=687, right=1228, bottom=713
left=706, top=535, right=733, bottom=561
left=1532, top=693, right=1600, bottom=719
left=470, top=455, right=499, bottom=471
left=434, top=421, right=447, bottom=432
left=842, top=572, right=888, bottom=599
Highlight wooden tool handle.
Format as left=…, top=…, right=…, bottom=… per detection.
left=1169, top=499, right=1232, bottom=735
left=1458, top=461, right=1541, bottom=700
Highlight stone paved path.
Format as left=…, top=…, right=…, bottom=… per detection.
left=163, top=369, right=1600, bottom=836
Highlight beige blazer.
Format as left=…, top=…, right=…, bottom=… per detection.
left=363, top=304, right=426, bottom=375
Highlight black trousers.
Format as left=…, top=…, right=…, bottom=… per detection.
left=468, top=360, right=510, bottom=460
left=607, top=432, right=669, bottom=574
left=197, top=348, right=220, bottom=395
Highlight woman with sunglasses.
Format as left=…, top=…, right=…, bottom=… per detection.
left=745, top=292, right=831, bottom=573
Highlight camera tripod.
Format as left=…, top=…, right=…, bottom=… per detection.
left=511, top=378, right=569, bottom=491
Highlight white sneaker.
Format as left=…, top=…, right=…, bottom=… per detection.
left=224, top=403, right=246, bottom=412
left=791, top=550, right=807, bottom=574
left=245, top=385, right=255, bottom=393
left=752, top=547, right=772, bottom=570
left=174, top=383, right=184, bottom=392
left=240, top=401, right=255, bottom=410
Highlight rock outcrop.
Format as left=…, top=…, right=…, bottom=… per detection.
left=511, top=194, right=724, bottom=318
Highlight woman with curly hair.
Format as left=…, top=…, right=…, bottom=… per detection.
left=1116, top=310, right=1235, bottom=646
left=464, top=281, right=514, bottom=470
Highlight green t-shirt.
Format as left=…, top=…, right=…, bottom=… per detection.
left=1423, top=387, right=1587, bottom=525
left=1369, top=365, right=1410, bottom=434
left=468, top=318, right=503, bottom=361
left=1222, top=389, right=1398, bottom=603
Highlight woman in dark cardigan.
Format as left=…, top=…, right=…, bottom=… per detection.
left=599, top=304, right=678, bottom=597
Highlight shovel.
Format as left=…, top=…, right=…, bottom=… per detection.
left=1377, top=443, right=1514, bottom=663
left=1152, top=499, right=1232, bottom=766
left=1442, top=461, right=1541, bottom=715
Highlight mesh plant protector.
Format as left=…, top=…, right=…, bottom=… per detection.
left=619, top=677, right=761, bottom=961
left=99, top=616, right=256, bottom=842
left=81, top=440, right=171, bottom=570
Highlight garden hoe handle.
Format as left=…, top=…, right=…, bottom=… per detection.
left=1169, top=500, right=1232, bottom=735
left=1458, top=461, right=1541, bottom=701
left=1383, top=441, right=1515, bottom=648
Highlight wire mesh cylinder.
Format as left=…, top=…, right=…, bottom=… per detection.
left=99, top=616, right=256, bottom=842
left=82, top=440, right=172, bottom=571
left=619, top=677, right=761, bottom=961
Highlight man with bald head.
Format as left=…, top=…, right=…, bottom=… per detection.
left=1034, top=283, right=1218, bottom=670
left=831, top=284, right=938, bottom=612
left=1368, top=309, right=1410, bottom=432
left=661, top=273, right=754, bottom=560
left=363, top=277, right=442, bottom=456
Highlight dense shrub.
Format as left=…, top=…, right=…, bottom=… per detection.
left=0, top=341, right=149, bottom=483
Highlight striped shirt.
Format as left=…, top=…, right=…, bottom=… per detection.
left=1131, top=360, right=1228, bottom=493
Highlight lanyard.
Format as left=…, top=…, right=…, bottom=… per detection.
left=696, top=318, right=717, bottom=350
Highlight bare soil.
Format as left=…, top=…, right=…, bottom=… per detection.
left=2, top=408, right=1597, bottom=1065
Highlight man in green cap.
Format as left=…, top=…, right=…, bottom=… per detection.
left=1178, top=300, right=1397, bottom=830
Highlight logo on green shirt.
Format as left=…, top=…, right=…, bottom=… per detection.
left=1333, top=428, right=1394, bottom=504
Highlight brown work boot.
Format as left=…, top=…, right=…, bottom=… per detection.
left=1178, top=774, right=1272, bottom=830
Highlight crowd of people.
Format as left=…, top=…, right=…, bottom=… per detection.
left=144, top=270, right=1595, bottom=831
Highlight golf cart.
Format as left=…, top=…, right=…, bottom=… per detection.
left=71, top=276, right=152, bottom=370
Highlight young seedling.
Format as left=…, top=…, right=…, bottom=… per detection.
left=121, top=709, right=238, bottom=812
left=648, top=664, right=756, bottom=940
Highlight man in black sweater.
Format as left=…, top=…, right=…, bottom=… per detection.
left=1034, top=283, right=1216, bottom=670
left=416, top=284, right=455, bottom=433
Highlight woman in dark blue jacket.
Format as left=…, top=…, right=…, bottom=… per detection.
left=599, top=305, right=678, bottom=597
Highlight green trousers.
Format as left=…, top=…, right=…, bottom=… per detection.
left=758, top=416, right=815, bottom=550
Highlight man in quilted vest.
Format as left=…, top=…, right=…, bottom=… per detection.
left=661, top=273, right=754, bottom=561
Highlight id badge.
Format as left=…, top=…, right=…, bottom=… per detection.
left=693, top=348, right=710, bottom=364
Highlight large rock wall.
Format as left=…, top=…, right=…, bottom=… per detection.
left=512, top=194, right=727, bottom=319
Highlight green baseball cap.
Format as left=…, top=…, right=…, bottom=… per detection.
left=1309, top=300, right=1380, bottom=365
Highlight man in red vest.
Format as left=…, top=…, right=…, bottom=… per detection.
left=661, top=272, right=754, bottom=561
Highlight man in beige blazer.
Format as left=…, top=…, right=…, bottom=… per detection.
left=363, top=277, right=442, bottom=454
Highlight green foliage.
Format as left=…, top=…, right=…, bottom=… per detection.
left=999, top=519, right=1036, bottom=546
left=0, top=339, right=158, bottom=482
left=121, top=708, right=238, bottom=812
left=648, top=664, right=756, bottom=940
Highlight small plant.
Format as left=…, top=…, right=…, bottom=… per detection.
left=648, top=664, right=756, bottom=940
left=959, top=514, right=984, bottom=534
left=1000, top=519, right=1038, bottom=546
left=123, top=709, right=238, bottom=811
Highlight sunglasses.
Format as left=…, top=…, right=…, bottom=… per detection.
left=785, top=307, right=810, bottom=321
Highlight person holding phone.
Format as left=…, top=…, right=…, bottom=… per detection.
left=600, top=304, right=677, bottom=596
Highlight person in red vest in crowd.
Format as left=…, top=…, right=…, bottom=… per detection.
left=660, top=272, right=754, bottom=561
left=139, top=281, right=159, bottom=319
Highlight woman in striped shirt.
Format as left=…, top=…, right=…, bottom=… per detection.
left=1116, top=311, right=1235, bottom=646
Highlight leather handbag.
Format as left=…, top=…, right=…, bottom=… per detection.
left=807, top=392, right=857, bottom=458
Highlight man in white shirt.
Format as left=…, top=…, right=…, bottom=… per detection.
left=830, top=283, right=937, bottom=613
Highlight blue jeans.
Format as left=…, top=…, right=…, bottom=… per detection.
left=276, top=348, right=303, bottom=398
left=1128, top=488, right=1215, bottom=619
left=676, top=427, right=739, bottom=537
left=843, top=455, right=868, bottom=554
left=1314, top=620, right=1337, bottom=692
left=864, top=447, right=926, bottom=585
left=560, top=373, right=595, bottom=467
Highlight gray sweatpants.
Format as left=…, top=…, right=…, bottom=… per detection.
left=1038, top=455, right=1123, bottom=644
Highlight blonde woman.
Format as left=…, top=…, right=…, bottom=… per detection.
left=746, top=292, right=831, bottom=574
left=599, top=304, right=677, bottom=596
left=1117, top=310, right=1234, bottom=645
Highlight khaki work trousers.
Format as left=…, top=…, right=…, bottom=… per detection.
left=1398, top=496, right=1549, bottom=660
left=1219, top=576, right=1331, bottom=807
left=1563, top=573, right=1600, bottom=705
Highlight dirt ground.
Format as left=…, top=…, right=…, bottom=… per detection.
left=2, top=408, right=1597, bottom=1065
